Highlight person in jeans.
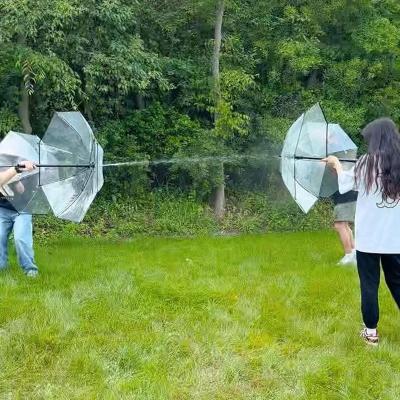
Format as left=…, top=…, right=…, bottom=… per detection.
left=325, top=118, right=400, bottom=346
left=331, top=191, right=357, bottom=265
left=0, top=161, right=38, bottom=277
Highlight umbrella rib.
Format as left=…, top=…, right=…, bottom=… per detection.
left=293, top=170, right=320, bottom=198
left=10, top=168, right=90, bottom=213
left=18, top=189, right=49, bottom=215
left=293, top=113, right=307, bottom=201
left=96, top=144, right=101, bottom=192
left=54, top=167, right=94, bottom=218
left=39, top=137, right=41, bottom=187
left=53, top=112, right=94, bottom=152
left=39, top=166, right=91, bottom=186
left=318, top=102, right=329, bottom=158
left=41, top=142, right=89, bottom=164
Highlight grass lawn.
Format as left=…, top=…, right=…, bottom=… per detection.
left=1, top=231, right=400, bottom=399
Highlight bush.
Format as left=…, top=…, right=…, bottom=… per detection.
left=33, top=190, right=334, bottom=241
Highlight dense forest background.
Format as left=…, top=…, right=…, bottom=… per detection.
left=0, top=0, right=399, bottom=236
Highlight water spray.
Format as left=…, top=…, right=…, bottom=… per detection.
left=103, top=154, right=270, bottom=168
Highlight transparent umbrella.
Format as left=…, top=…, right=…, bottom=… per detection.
left=40, top=112, right=104, bottom=222
left=280, top=103, right=357, bottom=213
left=0, top=112, right=104, bottom=222
left=0, top=132, right=52, bottom=214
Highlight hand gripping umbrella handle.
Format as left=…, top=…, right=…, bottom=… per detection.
left=15, top=163, right=95, bottom=168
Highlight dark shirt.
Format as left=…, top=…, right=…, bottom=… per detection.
left=331, top=190, right=358, bottom=205
left=0, top=193, right=16, bottom=211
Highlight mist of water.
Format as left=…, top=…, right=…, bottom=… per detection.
left=103, top=153, right=276, bottom=168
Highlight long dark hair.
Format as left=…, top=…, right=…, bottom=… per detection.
left=355, top=118, right=400, bottom=200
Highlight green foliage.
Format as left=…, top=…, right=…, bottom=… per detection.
left=0, top=107, right=20, bottom=137
left=1, top=0, right=400, bottom=136
left=322, top=100, right=367, bottom=141
left=33, top=191, right=333, bottom=239
left=26, top=51, right=81, bottom=108
left=84, top=39, right=171, bottom=116
left=279, top=39, right=323, bottom=75
left=1, top=0, right=400, bottom=232
left=353, top=17, right=400, bottom=54
left=213, top=99, right=250, bottom=138
left=99, top=102, right=206, bottom=160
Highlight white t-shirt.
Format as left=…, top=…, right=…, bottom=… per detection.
left=338, top=167, right=400, bottom=254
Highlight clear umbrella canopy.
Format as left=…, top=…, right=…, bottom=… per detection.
left=0, top=132, right=51, bottom=214
left=281, top=103, right=357, bottom=213
left=0, top=112, right=104, bottom=222
left=40, top=112, right=104, bottom=222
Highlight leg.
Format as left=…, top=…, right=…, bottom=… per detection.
left=334, top=221, right=353, bottom=254
left=381, top=255, right=400, bottom=309
left=13, top=214, right=38, bottom=273
left=346, top=223, right=355, bottom=250
left=0, top=208, right=14, bottom=269
left=357, top=251, right=381, bottom=329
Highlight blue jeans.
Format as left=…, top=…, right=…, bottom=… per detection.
left=0, top=208, right=38, bottom=273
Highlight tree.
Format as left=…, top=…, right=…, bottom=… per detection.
left=0, top=0, right=81, bottom=133
left=211, top=0, right=226, bottom=218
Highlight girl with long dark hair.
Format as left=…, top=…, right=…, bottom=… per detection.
left=325, top=118, right=400, bottom=345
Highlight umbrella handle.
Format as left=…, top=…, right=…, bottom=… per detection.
left=15, top=163, right=95, bottom=168
left=15, top=163, right=30, bottom=173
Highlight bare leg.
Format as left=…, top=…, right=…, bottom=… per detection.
left=346, top=223, right=355, bottom=249
left=334, top=221, right=353, bottom=254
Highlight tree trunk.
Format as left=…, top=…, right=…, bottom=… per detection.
left=306, top=70, right=319, bottom=88
left=18, top=83, right=32, bottom=134
left=211, top=0, right=225, bottom=218
left=84, top=100, right=94, bottom=123
left=135, top=20, right=145, bottom=111
left=212, top=162, right=225, bottom=219
left=211, top=0, right=224, bottom=107
left=17, top=34, right=32, bottom=134
left=136, top=93, right=145, bottom=110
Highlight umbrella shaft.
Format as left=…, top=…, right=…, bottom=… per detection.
left=35, top=164, right=94, bottom=168
left=0, top=164, right=95, bottom=168
left=294, top=156, right=357, bottom=163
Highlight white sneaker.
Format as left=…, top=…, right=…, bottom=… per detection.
left=360, top=327, right=379, bottom=346
left=337, top=251, right=356, bottom=266
left=350, top=250, right=357, bottom=265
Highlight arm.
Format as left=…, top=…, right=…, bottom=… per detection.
left=0, top=167, right=18, bottom=187
left=323, top=156, right=356, bottom=194
left=0, top=161, right=36, bottom=187
left=14, top=181, right=25, bottom=194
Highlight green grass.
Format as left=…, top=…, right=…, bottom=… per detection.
left=1, top=231, right=400, bottom=399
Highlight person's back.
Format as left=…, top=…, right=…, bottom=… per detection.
left=338, top=119, right=400, bottom=253
left=326, top=118, right=400, bottom=346
left=346, top=169, right=400, bottom=253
